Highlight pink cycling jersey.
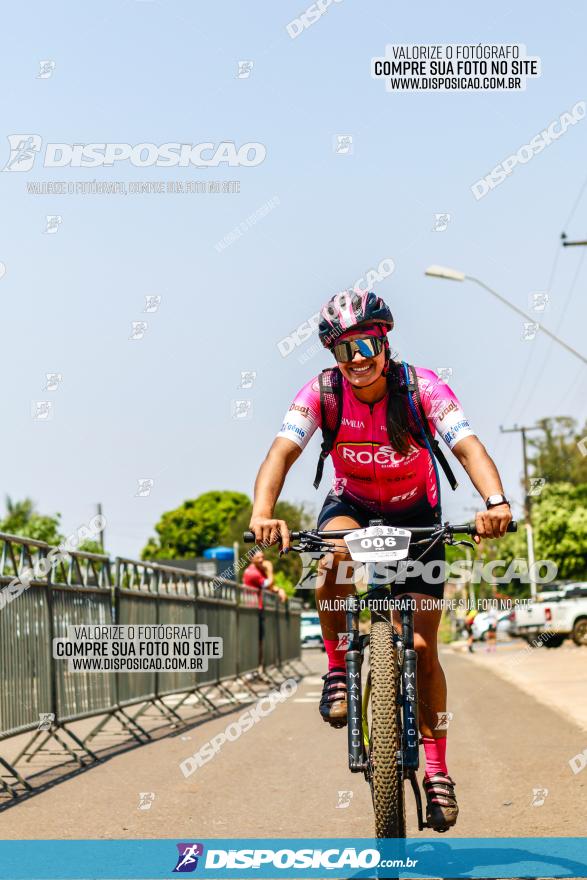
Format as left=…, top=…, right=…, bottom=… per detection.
left=277, top=367, right=474, bottom=515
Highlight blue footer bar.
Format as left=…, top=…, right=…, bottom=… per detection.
left=0, top=837, right=586, bottom=879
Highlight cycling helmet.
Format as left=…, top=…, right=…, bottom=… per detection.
left=318, top=289, right=394, bottom=349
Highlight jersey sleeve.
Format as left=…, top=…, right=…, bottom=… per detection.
left=276, top=375, right=322, bottom=451
left=415, top=367, right=475, bottom=450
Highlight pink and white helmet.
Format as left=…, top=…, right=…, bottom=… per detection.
left=318, top=289, right=394, bottom=349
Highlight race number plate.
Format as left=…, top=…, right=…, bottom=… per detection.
left=344, top=526, right=412, bottom=562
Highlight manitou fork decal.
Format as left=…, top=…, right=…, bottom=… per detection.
left=345, top=595, right=365, bottom=772
left=402, top=663, right=419, bottom=769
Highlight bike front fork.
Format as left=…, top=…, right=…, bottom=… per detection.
left=344, top=594, right=366, bottom=773
left=400, top=599, right=419, bottom=772
left=344, top=593, right=421, bottom=774
left=344, top=591, right=428, bottom=829
left=399, top=597, right=428, bottom=830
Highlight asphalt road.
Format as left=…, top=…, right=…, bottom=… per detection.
left=1, top=646, right=585, bottom=842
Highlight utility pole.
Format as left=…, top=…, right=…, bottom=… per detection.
left=500, top=425, right=542, bottom=600
left=96, top=502, right=105, bottom=553
left=561, top=232, right=587, bottom=247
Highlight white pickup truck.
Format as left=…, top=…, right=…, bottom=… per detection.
left=514, top=582, right=587, bottom=647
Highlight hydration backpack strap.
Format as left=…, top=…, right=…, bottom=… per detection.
left=314, top=368, right=343, bottom=489
left=404, top=363, right=459, bottom=491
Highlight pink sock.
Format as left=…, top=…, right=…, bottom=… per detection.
left=422, top=736, right=448, bottom=778
left=323, top=638, right=347, bottom=671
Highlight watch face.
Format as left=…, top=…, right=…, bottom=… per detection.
left=487, top=494, right=506, bottom=506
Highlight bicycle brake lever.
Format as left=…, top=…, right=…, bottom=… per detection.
left=451, top=539, right=476, bottom=550
left=292, top=541, right=336, bottom=555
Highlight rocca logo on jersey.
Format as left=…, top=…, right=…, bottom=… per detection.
left=336, top=441, right=420, bottom=467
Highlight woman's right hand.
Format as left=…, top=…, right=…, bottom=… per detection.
left=249, top=516, right=290, bottom=551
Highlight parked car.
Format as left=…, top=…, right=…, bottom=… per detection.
left=514, top=582, right=587, bottom=647
left=471, top=610, right=514, bottom=641
left=300, top=611, right=324, bottom=649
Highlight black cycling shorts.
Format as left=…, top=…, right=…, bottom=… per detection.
left=317, top=492, right=445, bottom=601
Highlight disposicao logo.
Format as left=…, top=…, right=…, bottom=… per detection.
left=3, top=136, right=266, bottom=170
left=173, top=842, right=204, bottom=872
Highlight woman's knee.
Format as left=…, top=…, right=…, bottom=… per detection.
left=318, top=550, right=356, bottom=590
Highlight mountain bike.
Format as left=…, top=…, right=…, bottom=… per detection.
left=245, top=518, right=516, bottom=838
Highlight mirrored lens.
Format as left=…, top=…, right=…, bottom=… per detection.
left=333, top=337, right=383, bottom=362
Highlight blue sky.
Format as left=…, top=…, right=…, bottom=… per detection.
left=1, top=1, right=586, bottom=557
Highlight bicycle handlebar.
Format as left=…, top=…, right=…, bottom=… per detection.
left=243, top=521, right=517, bottom=543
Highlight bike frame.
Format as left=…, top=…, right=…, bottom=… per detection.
left=242, top=517, right=516, bottom=834
left=345, top=584, right=429, bottom=829
left=343, top=514, right=433, bottom=831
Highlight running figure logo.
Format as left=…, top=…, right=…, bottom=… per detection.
left=336, top=790, right=354, bottom=809
left=435, top=711, right=454, bottom=731
left=173, top=843, right=204, bottom=872
left=432, top=213, right=451, bottom=232
left=144, top=295, right=161, bottom=313
left=531, top=787, right=549, bottom=807
left=3, top=135, right=42, bottom=171
left=37, top=60, right=56, bottom=79
left=336, top=632, right=352, bottom=651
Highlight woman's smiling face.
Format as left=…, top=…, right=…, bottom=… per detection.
left=335, top=332, right=386, bottom=387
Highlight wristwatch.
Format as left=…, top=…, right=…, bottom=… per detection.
left=486, top=494, right=510, bottom=509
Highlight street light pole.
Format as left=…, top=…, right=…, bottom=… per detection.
left=424, top=266, right=587, bottom=366
left=500, top=424, right=542, bottom=600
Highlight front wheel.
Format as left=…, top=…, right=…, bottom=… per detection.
left=369, top=616, right=406, bottom=838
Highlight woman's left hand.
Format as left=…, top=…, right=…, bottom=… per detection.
left=473, top=504, right=512, bottom=543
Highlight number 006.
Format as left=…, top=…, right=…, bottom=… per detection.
left=360, top=536, right=396, bottom=549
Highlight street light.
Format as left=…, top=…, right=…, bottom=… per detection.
left=424, top=265, right=587, bottom=366
left=425, top=265, right=466, bottom=282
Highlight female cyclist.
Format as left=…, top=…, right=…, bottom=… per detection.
left=248, top=289, right=512, bottom=831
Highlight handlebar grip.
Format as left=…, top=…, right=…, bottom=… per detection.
left=453, top=519, right=517, bottom=535
left=243, top=531, right=255, bottom=543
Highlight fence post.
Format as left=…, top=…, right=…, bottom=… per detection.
left=45, top=547, right=58, bottom=725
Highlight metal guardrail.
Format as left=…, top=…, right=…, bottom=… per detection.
left=0, top=531, right=302, bottom=797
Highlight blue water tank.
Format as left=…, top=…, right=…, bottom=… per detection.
left=203, top=546, right=235, bottom=578
left=203, top=546, right=234, bottom=560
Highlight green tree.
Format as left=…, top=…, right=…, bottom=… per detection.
left=0, top=496, right=64, bottom=546
left=477, top=524, right=530, bottom=598
left=528, top=417, right=587, bottom=485
left=476, top=417, right=587, bottom=595
left=219, top=499, right=314, bottom=593
left=482, top=482, right=587, bottom=590
left=141, top=491, right=251, bottom=560
left=532, top=482, right=587, bottom=580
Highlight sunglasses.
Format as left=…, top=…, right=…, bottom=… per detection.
left=332, top=336, right=384, bottom=363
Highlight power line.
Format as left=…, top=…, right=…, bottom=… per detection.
left=497, top=175, right=587, bottom=438
left=562, top=171, right=587, bottom=232
left=495, top=238, right=565, bottom=442
left=518, top=248, right=586, bottom=420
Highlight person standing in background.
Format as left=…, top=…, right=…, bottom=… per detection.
left=464, top=607, right=478, bottom=653
left=242, top=550, right=286, bottom=677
